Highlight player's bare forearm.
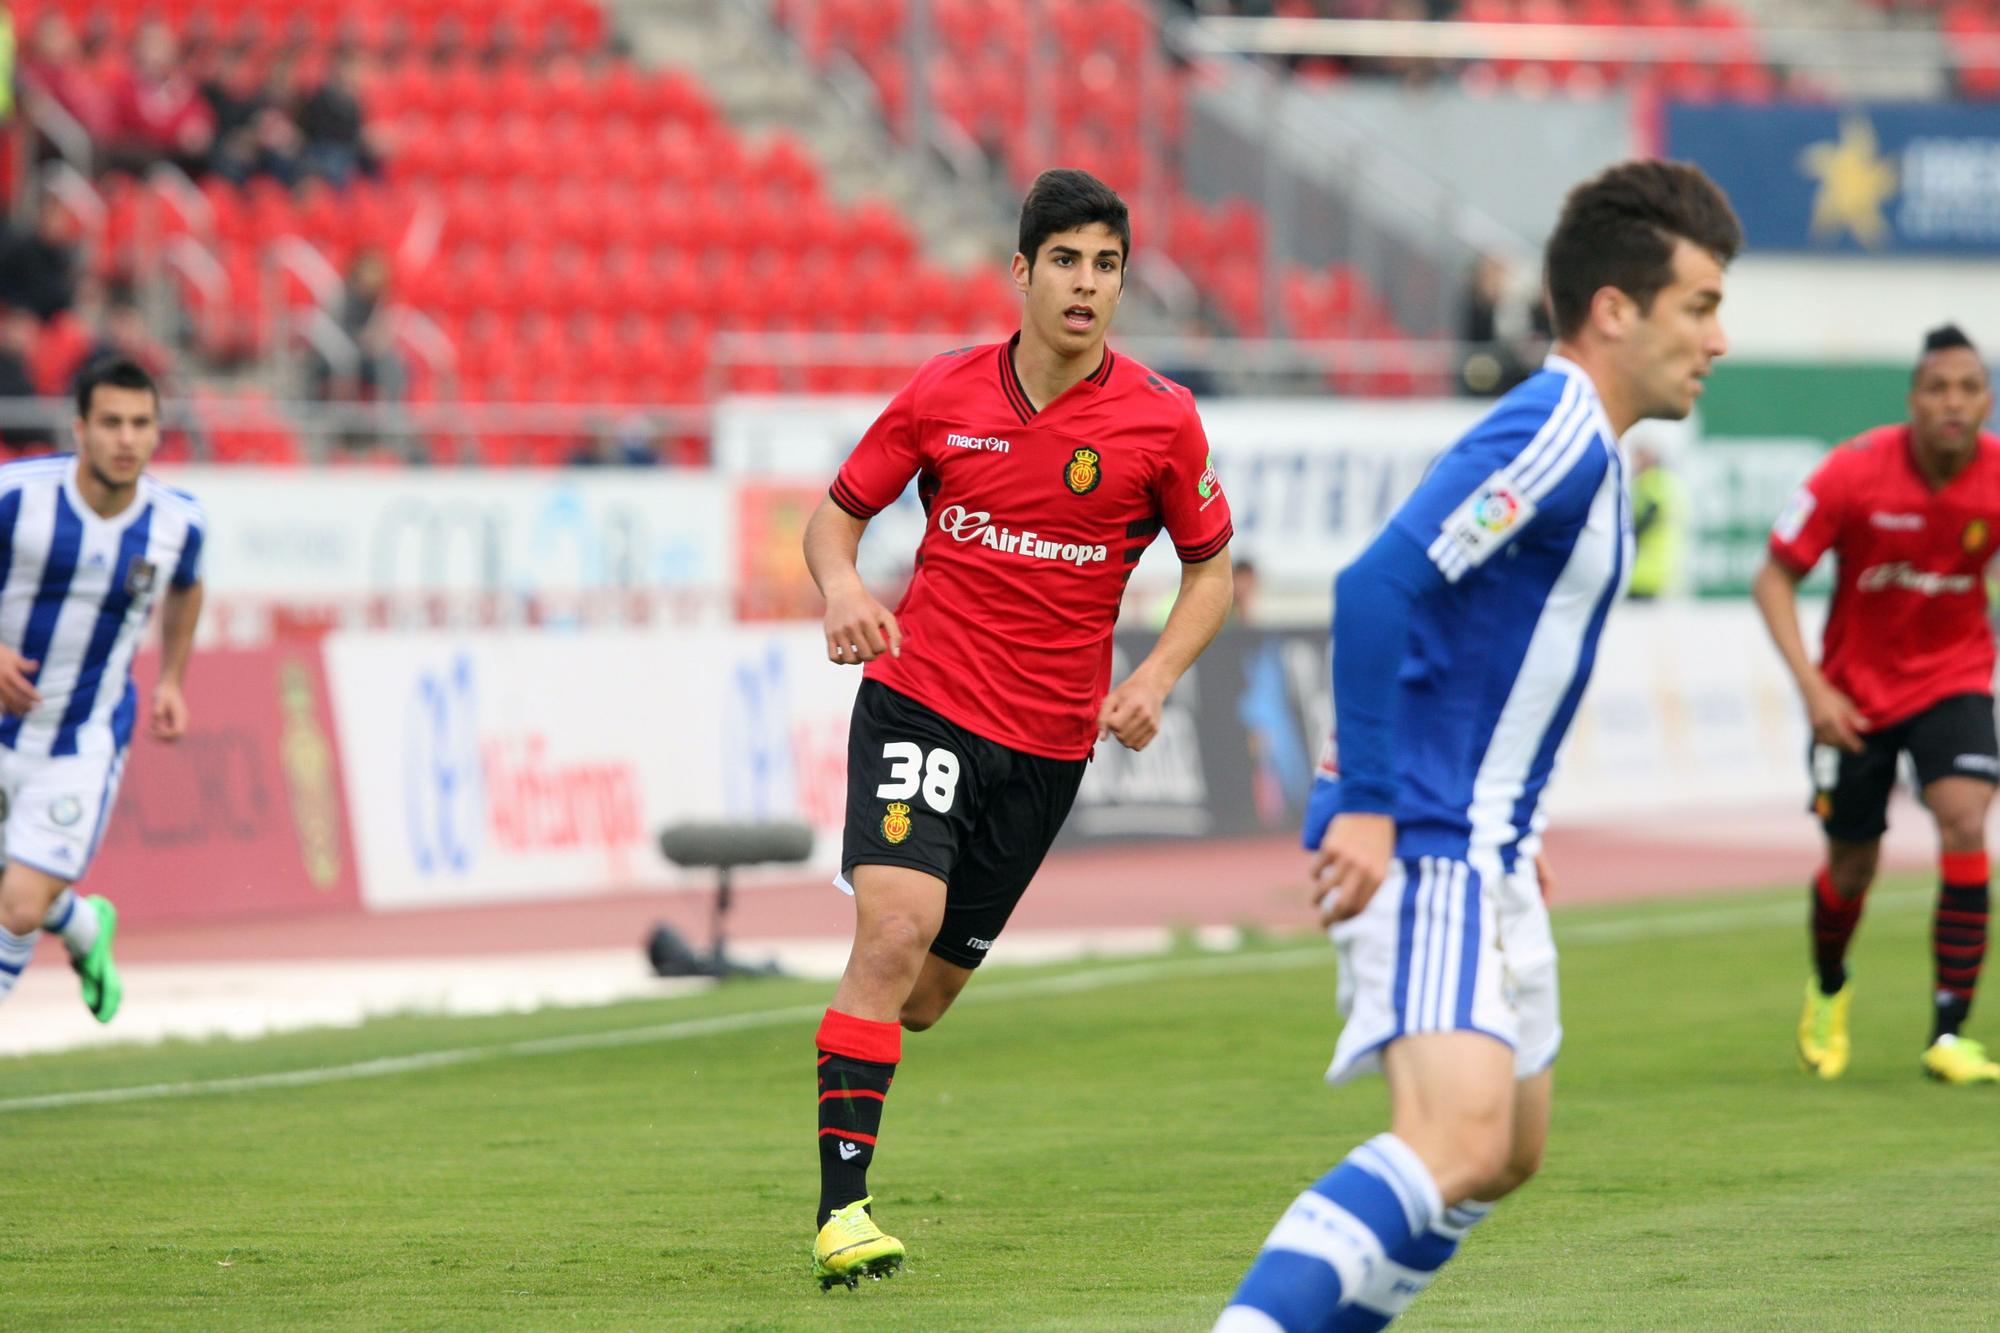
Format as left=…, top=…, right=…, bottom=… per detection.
left=1096, top=551, right=1230, bottom=750
left=158, top=580, right=203, bottom=687
left=803, top=496, right=870, bottom=600
left=805, top=496, right=902, bottom=663
left=1127, top=549, right=1233, bottom=693
left=1751, top=559, right=1821, bottom=692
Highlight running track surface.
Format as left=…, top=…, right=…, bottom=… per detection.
left=44, top=796, right=1943, bottom=969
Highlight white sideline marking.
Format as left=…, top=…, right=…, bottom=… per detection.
left=0, top=946, right=1326, bottom=1114
left=0, top=887, right=1929, bottom=1115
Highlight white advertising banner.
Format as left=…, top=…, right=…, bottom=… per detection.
left=711, top=394, right=1488, bottom=588
left=155, top=467, right=739, bottom=599
left=1545, top=598, right=1823, bottom=821
left=323, top=627, right=859, bottom=911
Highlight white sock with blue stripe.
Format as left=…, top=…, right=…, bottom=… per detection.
left=1326, top=1198, right=1494, bottom=1330
left=42, top=889, right=99, bottom=958
left=1215, top=1134, right=1444, bottom=1333
left=0, top=923, right=37, bottom=1003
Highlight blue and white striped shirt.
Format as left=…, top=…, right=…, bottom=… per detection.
left=1324, top=354, right=1630, bottom=863
left=0, top=455, right=205, bottom=758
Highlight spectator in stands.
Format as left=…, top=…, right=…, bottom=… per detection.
left=297, top=52, right=383, bottom=187
left=568, top=419, right=661, bottom=467
left=202, top=44, right=303, bottom=186
left=105, top=21, right=216, bottom=175
left=1153, top=316, right=1222, bottom=397
left=1456, top=251, right=1548, bottom=398
left=18, top=14, right=115, bottom=149
left=1232, top=556, right=1262, bottom=625
left=0, top=312, right=56, bottom=454
left=313, top=249, right=400, bottom=403
left=0, top=194, right=81, bottom=322
left=78, top=287, right=171, bottom=387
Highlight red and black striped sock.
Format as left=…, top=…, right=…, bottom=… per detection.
left=1933, top=852, right=1990, bottom=1041
left=1810, top=867, right=1865, bottom=997
left=816, top=1008, right=900, bottom=1228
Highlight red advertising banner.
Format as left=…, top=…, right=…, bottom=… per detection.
left=734, top=483, right=826, bottom=621
left=89, top=646, right=363, bottom=926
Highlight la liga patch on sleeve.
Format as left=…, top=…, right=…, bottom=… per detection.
left=1439, top=477, right=1537, bottom=566
left=1772, top=487, right=1817, bottom=543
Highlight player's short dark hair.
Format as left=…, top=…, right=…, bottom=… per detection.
left=1923, top=323, right=1978, bottom=357
left=1915, top=323, right=1986, bottom=384
left=1018, top=169, right=1131, bottom=269
left=1543, top=160, right=1742, bottom=339
left=75, top=357, right=159, bottom=419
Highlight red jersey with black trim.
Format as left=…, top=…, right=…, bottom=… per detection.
left=830, top=335, right=1233, bottom=760
left=1768, top=423, right=2000, bottom=731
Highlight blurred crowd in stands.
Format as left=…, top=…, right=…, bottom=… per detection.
left=19, top=13, right=383, bottom=186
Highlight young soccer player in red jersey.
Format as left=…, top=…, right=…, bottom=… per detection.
left=1756, top=324, right=2000, bottom=1085
left=800, top=169, right=1235, bottom=1286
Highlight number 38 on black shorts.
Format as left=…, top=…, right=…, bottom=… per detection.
left=841, top=679, right=1087, bottom=970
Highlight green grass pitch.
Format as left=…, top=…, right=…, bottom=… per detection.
left=4, top=874, right=1999, bottom=1330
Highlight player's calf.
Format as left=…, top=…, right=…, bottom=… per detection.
left=0, top=889, right=49, bottom=939
left=1218, top=1133, right=1447, bottom=1333
left=898, top=955, right=972, bottom=1032
left=1383, top=1037, right=1516, bottom=1206
left=0, top=867, right=68, bottom=1005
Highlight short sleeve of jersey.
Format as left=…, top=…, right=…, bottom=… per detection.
left=1767, top=447, right=1850, bottom=576
left=829, top=375, right=924, bottom=519
left=1388, top=382, right=1607, bottom=584
left=172, top=518, right=205, bottom=587
left=1155, top=399, right=1233, bottom=563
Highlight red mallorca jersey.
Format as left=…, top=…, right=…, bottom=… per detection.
left=829, top=336, right=1233, bottom=760
left=1768, top=423, right=2000, bottom=731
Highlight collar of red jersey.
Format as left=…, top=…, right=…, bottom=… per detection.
left=1006, top=330, right=1113, bottom=405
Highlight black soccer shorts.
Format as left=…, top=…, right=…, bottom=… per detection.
left=841, top=679, right=1087, bottom=969
left=1811, top=692, right=2000, bottom=842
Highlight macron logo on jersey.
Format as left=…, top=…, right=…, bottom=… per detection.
left=937, top=504, right=1107, bottom=566
left=946, top=433, right=1011, bottom=453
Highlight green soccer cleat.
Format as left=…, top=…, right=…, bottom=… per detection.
left=70, top=895, right=122, bottom=1024
left=1797, top=978, right=1850, bottom=1080
left=1922, top=1035, right=2000, bottom=1085
left=811, top=1197, right=904, bottom=1291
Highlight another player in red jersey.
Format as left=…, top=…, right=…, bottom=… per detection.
left=798, top=169, right=1235, bottom=1286
left=1755, top=324, right=2000, bottom=1085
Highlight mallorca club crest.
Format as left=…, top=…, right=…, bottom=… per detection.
left=1964, top=518, right=1990, bottom=555
left=1064, top=447, right=1102, bottom=495
left=881, top=802, right=913, bottom=845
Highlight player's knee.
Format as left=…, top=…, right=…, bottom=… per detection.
left=1936, top=812, right=1986, bottom=854
left=1827, top=856, right=1877, bottom=900
left=1402, top=1107, right=1511, bottom=1201
left=899, top=1001, right=943, bottom=1033
left=857, top=913, right=935, bottom=970
left=1486, top=1134, right=1545, bottom=1199
left=1458, top=1124, right=1514, bottom=1195
left=0, top=894, right=44, bottom=937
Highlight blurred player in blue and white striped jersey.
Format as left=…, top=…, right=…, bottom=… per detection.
left=1218, top=162, right=1741, bottom=1332
left=0, top=358, right=205, bottom=1024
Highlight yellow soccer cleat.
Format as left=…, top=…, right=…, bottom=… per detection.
left=1922, top=1035, right=2000, bottom=1085
left=811, top=1197, right=905, bottom=1291
left=1797, top=979, right=1851, bottom=1080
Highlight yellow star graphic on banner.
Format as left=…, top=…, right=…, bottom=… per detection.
left=1798, top=115, right=1899, bottom=249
